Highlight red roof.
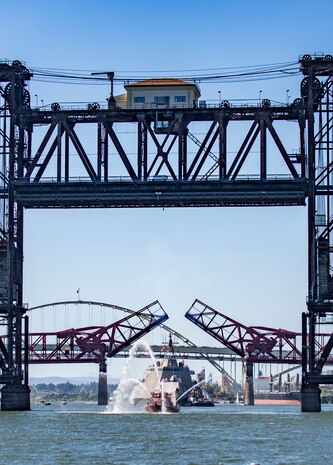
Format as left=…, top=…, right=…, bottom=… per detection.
left=125, top=78, right=197, bottom=87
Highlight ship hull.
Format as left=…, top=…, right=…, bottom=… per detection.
left=254, top=399, right=300, bottom=405
left=145, top=404, right=180, bottom=413
left=254, top=392, right=301, bottom=405
left=185, top=400, right=215, bottom=407
left=145, top=404, right=161, bottom=413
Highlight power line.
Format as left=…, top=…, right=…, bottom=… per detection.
left=30, top=60, right=297, bottom=74
left=29, top=60, right=301, bottom=86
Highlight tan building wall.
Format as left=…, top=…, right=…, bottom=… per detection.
left=123, top=79, right=201, bottom=109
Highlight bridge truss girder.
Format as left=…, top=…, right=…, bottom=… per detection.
left=12, top=103, right=307, bottom=208
left=20, top=105, right=304, bottom=177
left=185, top=299, right=333, bottom=365
left=25, top=300, right=167, bottom=364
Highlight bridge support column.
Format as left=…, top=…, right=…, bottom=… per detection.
left=1, top=383, right=30, bottom=411
left=243, top=361, right=254, bottom=406
left=98, top=362, right=108, bottom=406
left=301, top=383, right=321, bottom=412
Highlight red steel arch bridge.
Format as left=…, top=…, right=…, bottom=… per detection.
left=0, top=54, right=333, bottom=411
left=0, top=299, right=241, bottom=404
left=25, top=300, right=238, bottom=380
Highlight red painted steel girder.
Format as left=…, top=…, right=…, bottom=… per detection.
left=24, top=300, right=167, bottom=364
left=185, top=299, right=332, bottom=364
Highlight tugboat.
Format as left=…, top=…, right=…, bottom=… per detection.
left=145, top=390, right=180, bottom=413
left=186, top=384, right=214, bottom=407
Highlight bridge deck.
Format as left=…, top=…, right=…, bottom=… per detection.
left=15, top=178, right=308, bottom=208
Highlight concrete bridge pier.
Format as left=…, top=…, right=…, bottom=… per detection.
left=301, top=383, right=321, bottom=412
left=1, top=383, right=31, bottom=411
left=243, top=361, right=254, bottom=406
left=98, top=362, right=108, bottom=405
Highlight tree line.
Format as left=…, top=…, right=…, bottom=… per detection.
left=32, top=381, right=118, bottom=401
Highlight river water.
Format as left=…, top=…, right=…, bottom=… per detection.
left=0, top=402, right=332, bottom=465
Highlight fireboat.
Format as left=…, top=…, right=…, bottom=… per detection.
left=145, top=390, right=180, bottom=413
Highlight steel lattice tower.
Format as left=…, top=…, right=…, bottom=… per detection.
left=0, top=61, right=32, bottom=409
left=300, top=55, right=333, bottom=411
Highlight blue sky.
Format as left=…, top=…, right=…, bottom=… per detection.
left=2, top=0, right=332, bottom=380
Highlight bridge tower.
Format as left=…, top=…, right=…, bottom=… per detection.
left=300, top=54, right=333, bottom=411
left=0, top=60, right=32, bottom=409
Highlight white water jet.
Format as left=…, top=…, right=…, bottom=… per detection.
left=130, top=339, right=160, bottom=389
left=161, top=380, right=167, bottom=413
left=176, top=379, right=206, bottom=403
left=109, top=338, right=161, bottom=413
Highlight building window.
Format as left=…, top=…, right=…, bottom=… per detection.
left=154, top=96, right=170, bottom=105
left=175, top=96, right=186, bottom=103
left=156, top=120, right=169, bottom=129
left=134, top=96, right=145, bottom=103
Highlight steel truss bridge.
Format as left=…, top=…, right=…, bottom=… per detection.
left=25, top=299, right=239, bottom=389
left=4, top=299, right=315, bottom=388
left=186, top=299, right=333, bottom=366
left=0, top=54, right=333, bottom=411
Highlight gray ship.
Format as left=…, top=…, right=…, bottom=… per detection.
left=130, top=335, right=202, bottom=406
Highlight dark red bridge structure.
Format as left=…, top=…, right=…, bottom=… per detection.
left=26, top=300, right=167, bottom=364
left=185, top=299, right=333, bottom=404
left=1, top=300, right=168, bottom=405
left=0, top=54, right=333, bottom=411
left=27, top=299, right=240, bottom=388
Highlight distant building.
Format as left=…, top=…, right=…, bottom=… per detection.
left=221, top=374, right=231, bottom=393
left=254, top=376, right=271, bottom=393
left=115, top=78, right=201, bottom=109
left=196, top=368, right=205, bottom=383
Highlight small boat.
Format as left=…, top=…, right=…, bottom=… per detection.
left=61, top=400, right=67, bottom=405
left=36, top=399, right=51, bottom=406
left=185, top=385, right=214, bottom=407
left=188, top=398, right=215, bottom=407
left=145, top=391, right=180, bottom=413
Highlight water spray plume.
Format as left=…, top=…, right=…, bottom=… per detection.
left=110, top=339, right=160, bottom=413
left=176, top=379, right=206, bottom=403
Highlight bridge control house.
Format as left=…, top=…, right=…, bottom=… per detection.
left=116, top=78, right=201, bottom=109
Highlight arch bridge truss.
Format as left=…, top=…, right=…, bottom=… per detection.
left=26, top=299, right=237, bottom=385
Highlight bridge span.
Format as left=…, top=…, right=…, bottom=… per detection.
left=25, top=300, right=239, bottom=391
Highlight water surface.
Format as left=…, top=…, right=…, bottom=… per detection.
left=0, top=402, right=332, bottom=465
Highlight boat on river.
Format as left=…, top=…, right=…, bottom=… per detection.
left=145, top=390, right=180, bottom=413
left=186, top=397, right=214, bottom=407
left=131, top=335, right=195, bottom=407
left=185, top=384, right=214, bottom=407
left=130, top=334, right=214, bottom=409
left=36, top=399, right=51, bottom=406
